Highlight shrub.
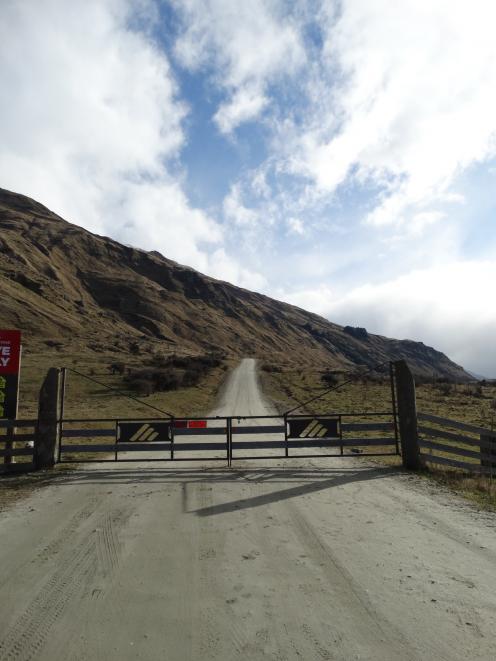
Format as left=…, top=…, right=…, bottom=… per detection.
left=182, top=370, right=199, bottom=388
left=461, top=384, right=484, bottom=398
left=436, top=382, right=453, bottom=396
left=261, top=363, right=282, bottom=373
left=132, top=378, right=154, bottom=396
left=124, top=352, right=224, bottom=394
left=125, top=368, right=179, bottom=393
left=154, top=370, right=181, bottom=391
left=321, top=370, right=339, bottom=387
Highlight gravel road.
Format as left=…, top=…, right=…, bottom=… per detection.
left=1, top=358, right=495, bottom=660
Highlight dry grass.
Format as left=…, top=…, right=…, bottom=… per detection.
left=415, top=381, right=496, bottom=431
left=16, top=347, right=232, bottom=420
left=260, top=362, right=496, bottom=430
left=260, top=364, right=395, bottom=415
left=421, top=469, right=496, bottom=510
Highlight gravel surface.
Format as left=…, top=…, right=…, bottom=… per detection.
left=0, top=358, right=495, bottom=660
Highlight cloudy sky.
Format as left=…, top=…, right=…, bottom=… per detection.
left=1, top=0, right=495, bottom=375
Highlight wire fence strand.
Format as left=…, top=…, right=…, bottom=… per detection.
left=66, top=367, right=175, bottom=417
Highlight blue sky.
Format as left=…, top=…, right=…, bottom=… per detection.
left=1, top=0, right=495, bottom=375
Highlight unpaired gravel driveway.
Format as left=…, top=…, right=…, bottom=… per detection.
left=0, top=358, right=495, bottom=660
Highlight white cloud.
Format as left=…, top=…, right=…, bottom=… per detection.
left=0, top=0, right=236, bottom=277
left=206, top=248, right=268, bottom=291
left=286, top=0, right=496, bottom=228
left=223, top=184, right=260, bottom=226
left=105, top=179, right=222, bottom=270
left=280, top=284, right=334, bottom=316
left=408, top=211, right=445, bottom=237
left=214, top=85, right=268, bottom=135
left=251, top=168, right=271, bottom=198
left=172, top=0, right=305, bottom=132
left=283, top=261, right=496, bottom=376
left=286, top=217, right=305, bottom=235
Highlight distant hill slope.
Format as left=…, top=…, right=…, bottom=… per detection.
left=0, top=187, right=469, bottom=379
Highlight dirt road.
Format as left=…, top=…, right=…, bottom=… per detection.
left=1, top=358, right=495, bottom=660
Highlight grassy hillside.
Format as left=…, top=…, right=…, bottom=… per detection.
left=1, top=187, right=470, bottom=388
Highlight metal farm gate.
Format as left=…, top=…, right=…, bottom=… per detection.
left=57, top=362, right=401, bottom=464
left=58, top=412, right=399, bottom=464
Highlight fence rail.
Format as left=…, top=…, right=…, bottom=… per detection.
left=418, top=412, right=496, bottom=475
left=0, top=419, right=37, bottom=468
left=418, top=412, right=490, bottom=436
left=0, top=419, right=38, bottom=428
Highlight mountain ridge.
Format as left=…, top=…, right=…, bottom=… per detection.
left=0, top=187, right=470, bottom=380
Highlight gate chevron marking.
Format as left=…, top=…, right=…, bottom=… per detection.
left=308, top=423, right=326, bottom=438
left=129, top=424, right=159, bottom=442
left=141, top=427, right=158, bottom=441
left=300, top=419, right=329, bottom=438
left=301, top=420, right=320, bottom=437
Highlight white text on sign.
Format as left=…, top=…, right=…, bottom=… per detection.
left=0, top=346, right=11, bottom=368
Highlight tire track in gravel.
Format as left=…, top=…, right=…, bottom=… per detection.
left=0, top=504, right=132, bottom=661
left=95, top=507, right=130, bottom=579
left=0, top=499, right=99, bottom=593
left=0, top=535, right=97, bottom=661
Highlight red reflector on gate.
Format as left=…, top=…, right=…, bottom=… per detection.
left=173, top=420, right=207, bottom=429
left=188, top=420, right=207, bottom=428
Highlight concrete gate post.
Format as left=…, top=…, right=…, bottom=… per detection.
left=35, top=368, right=62, bottom=470
left=394, top=360, right=421, bottom=470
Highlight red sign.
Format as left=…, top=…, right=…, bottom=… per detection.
left=0, top=330, right=21, bottom=419
left=0, top=330, right=21, bottom=375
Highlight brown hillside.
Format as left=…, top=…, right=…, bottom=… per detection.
left=0, top=187, right=469, bottom=379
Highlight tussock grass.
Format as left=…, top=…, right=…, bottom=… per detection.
left=422, top=468, right=496, bottom=510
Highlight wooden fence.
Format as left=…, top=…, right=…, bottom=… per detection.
left=0, top=419, right=37, bottom=472
left=418, top=412, right=496, bottom=474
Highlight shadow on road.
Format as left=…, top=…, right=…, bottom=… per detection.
left=190, top=466, right=397, bottom=516
left=53, top=463, right=402, bottom=515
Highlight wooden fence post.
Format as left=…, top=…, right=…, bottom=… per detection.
left=4, top=424, right=15, bottom=466
left=34, top=368, right=62, bottom=470
left=480, top=433, right=496, bottom=473
left=394, top=360, right=421, bottom=470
